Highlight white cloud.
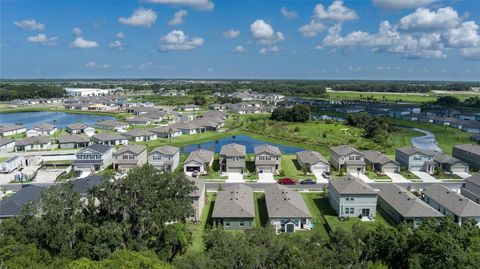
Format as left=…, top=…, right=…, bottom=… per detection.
left=373, top=0, right=434, bottom=11
left=71, top=37, right=99, bottom=49
left=398, top=7, right=459, bottom=32
left=102, top=64, right=111, bottom=69
left=72, top=27, right=82, bottom=36
left=85, top=61, right=97, bottom=68
left=144, top=0, right=214, bottom=11
left=109, top=40, right=124, bottom=50
left=138, top=62, right=153, bottom=70
left=313, top=1, right=358, bottom=21
left=158, top=29, right=204, bottom=51
left=116, top=32, right=125, bottom=39
left=223, top=29, right=240, bottom=38
left=298, top=21, right=326, bottom=37
left=250, top=19, right=284, bottom=44
left=280, top=7, right=298, bottom=19
left=169, top=9, right=188, bottom=25
left=14, top=19, right=45, bottom=30
left=232, top=45, right=246, bottom=53
left=461, top=47, right=480, bottom=60
left=259, top=46, right=279, bottom=54
left=27, top=33, right=58, bottom=46
left=445, top=21, right=480, bottom=48
left=119, top=7, right=157, bottom=28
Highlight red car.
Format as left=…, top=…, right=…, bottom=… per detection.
left=278, top=178, right=296, bottom=185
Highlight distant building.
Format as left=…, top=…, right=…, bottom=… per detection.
left=57, top=134, right=90, bottom=149
left=0, top=124, right=26, bottom=137
left=65, top=88, right=111, bottom=97
left=26, top=123, right=57, bottom=137
left=15, top=136, right=51, bottom=151
left=0, top=138, right=15, bottom=150
left=92, top=133, right=128, bottom=146
left=452, top=144, right=480, bottom=170
left=66, top=123, right=96, bottom=137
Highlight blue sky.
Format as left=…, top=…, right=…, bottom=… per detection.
left=1, top=0, right=479, bottom=80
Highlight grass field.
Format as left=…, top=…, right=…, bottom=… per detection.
left=281, top=154, right=312, bottom=180
left=326, top=90, right=477, bottom=103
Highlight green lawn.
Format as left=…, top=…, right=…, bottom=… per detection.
left=326, top=90, right=476, bottom=103
left=400, top=170, right=421, bottom=181
left=302, top=192, right=330, bottom=239
left=281, top=154, right=312, bottom=180
left=364, top=170, right=391, bottom=180
left=187, top=193, right=216, bottom=254
left=138, top=131, right=232, bottom=151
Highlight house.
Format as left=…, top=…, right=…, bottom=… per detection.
left=113, top=144, right=147, bottom=171
left=148, top=126, right=182, bottom=138
left=0, top=156, right=26, bottom=173
left=123, top=129, right=157, bottom=142
left=209, top=103, right=226, bottom=110
left=96, top=120, right=129, bottom=132
left=453, top=144, right=480, bottom=170
left=179, top=104, right=201, bottom=111
left=461, top=175, right=480, bottom=204
left=296, top=150, right=330, bottom=174
left=131, top=107, right=160, bottom=115
left=57, top=134, right=90, bottom=149
left=362, top=150, right=400, bottom=173
left=92, top=133, right=128, bottom=146
left=172, top=122, right=204, bottom=135
left=453, top=120, right=480, bottom=133
left=0, top=124, right=26, bottom=137
left=148, top=145, right=180, bottom=171
left=73, top=144, right=113, bottom=176
left=212, top=184, right=255, bottom=230
left=0, top=137, right=15, bottom=150
left=423, top=184, right=480, bottom=227
left=72, top=175, right=105, bottom=198
left=66, top=123, right=96, bottom=136
left=264, top=184, right=312, bottom=233
left=395, top=146, right=436, bottom=173
left=183, top=149, right=214, bottom=175
left=254, top=144, right=281, bottom=174
left=15, top=136, right=51, bottom=151
left=378, top=184, right=443, bottom=227
left=328, top=176, right=378, bottom=218
left=219, top=143, right=246, bottom=174
left=433, top=152, right=469, bottom=173
left=126, top=116, right=152, bottom=126
left=26, top=123, right=57, bottom=137
left=0, top=185, right=47, bottom=219
left=189, top=177, right=206, bottom=222
left=329, top=145, right=366, bottom=173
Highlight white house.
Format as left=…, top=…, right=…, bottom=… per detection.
left=65, top=88, right=111, bottom=97
left=26, top=123, right=57, bottom=137
left=0, top=124, right=26, bottom=137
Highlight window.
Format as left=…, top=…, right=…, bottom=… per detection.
left=356, top=156, right=361, bottom=160
left=349, top=156, right=355, bottom=160
left=345, top=195, right=355, bottom=201
left=414, top=155, right=421, bottom=161
left=224, top=221, right=230, bottom=227
left=344, top=208, right=354, bottom=215
left=153, top=155, right=161, bottom=160
left=239, top=221, right=244, bottom=227
left=233, top=157, right=239, bottom=162
left=123, top=155, right=129, bottom=160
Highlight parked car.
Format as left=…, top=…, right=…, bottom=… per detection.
left=300, top=179, right=316, bottom=185
left=191, top=171, right=199, bottom=178
left=322, top=171, right=331, bottom=179
left=278, top=178, right=296, bottom=185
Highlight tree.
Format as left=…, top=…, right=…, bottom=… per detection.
left=193, top=96, right=207, bottom=106
left=435, top=96, right=460, bottom=107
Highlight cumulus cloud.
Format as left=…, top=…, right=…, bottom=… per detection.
left=313, top=1, right=358, bottom=21
left=461, top=47, right=480, bottom=60
left=85, top=61, right=97, bottom=68
left=72, top=27, right=82, bottom=36
left=119, top=7, right=157, bottom=28
left=144, top=0, right=214, bottom=11
left=373, top=0, right=434, bottom=11
left=116, top=32, right=125, bottom=39
left=158, top=30, right=204, bottom=51
left=71, top=37, right=99, bottom=49
left=259, top=46, right=279, bottom=54
left=445, top=21, right=480, bottom=48
left=299, top=21, right=326, bottom=37
left=398, top=7, right=459, bottom=32
left=27, top=33, right=58, bottom=46
left=280, top=7, right=298, bottom=19
left=223, top=29, right=240, bottom=38
left=250, top=19, right=284, bottom=44
left=14, top=19, right=45, bottom=30
left=232, top=45, right=246, bottom=53
left=169, top=9, right=188, bottom=25
left=109, top=40, right=124, bottom=50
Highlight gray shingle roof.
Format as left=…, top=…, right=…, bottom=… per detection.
left=148, top=126, right=181, bottom=134
left=126, top=116, right=151, bottom=123
left=185, top=149, right=214, bottom=164
left=212, top=184, right=255, bottom=218
left=93, top=133, right=127, bottom=141
left=16, top=136, right=50, bottom=146
left=79, top=144, right=111, bottom=154
left=362, top=150, right=399, bottom=166
left=0, top=185, right=47, bottom=218
left=34, top=123, right=56, bottom=132
left=454, top=144, right=480, bottom=155
left=57, top=133, right=89, bottom=144
left=433, top=152, right=466, bottom=165
left=0, top=137, right=14, bottom=147
left=397, top=146, right=434, bottom=156
left=96, top=120, right=127, bottom=127
left=254, top=144, right=281, bottom=156
left=330, top=145, right=362, bottom=156
left=66, top=123, right=88, bottom=130
left=296, top=150, right=328, bottom=165
left=220, top=143, right=246, bottom=157
left=151, top=145, right=179, bottom=155
left=465, top=175, right=480, bottom=187
left=264, top=184, right=311, bottom=219
left=423, top=184, right=480, bottom=217
left=329, top=177, right=377, bottom=195
left=123, top=129, right=155, bottom=137
left=189, top=176, right=205, bottom=198
left=0, top=124, right=25, bottom=132
left=114, top=144, right=146, bottom=155
left=379, top=184, right=443, bottom=218
left=72, top=175, right=104, bottom=196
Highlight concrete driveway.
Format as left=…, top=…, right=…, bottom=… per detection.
left=350, top=172, right=374, bottom=183
left=257, top=173, right=275, bottom=183
left=226, top=172, right=245, bottom=183
left=385, top=172, right=411, bottom=183
left=313, top=172, right=329, bottom=184
left=455, top=172, right=472, bottom=179
left=35, top=168, right=68, bottom=183
left=412, top=171, right=440, bottom=182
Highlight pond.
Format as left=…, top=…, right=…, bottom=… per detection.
left=411, top=128, right=443, bottom=152
left=0, top=112, right=115, bottom=129
left=181, top=135, right=305, bottom=154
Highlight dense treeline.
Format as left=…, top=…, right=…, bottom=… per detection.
left=333, top=82, right=473, bottom=93
left=347, top=112, right=392, bottom=143
left=435, top=96, right=480, bottom=108
left=0, top=84, right=66, bottom=101
left=270, top=105, right=311, bottom=122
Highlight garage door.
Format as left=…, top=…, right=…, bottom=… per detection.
left=312, top=165, right=327, bottom=174
left=186, top=166, right=201, bottom=172
left=258, top=166, right=273, bottom=173
left=410, top=166, right=422, bottom=171
left=229, top=167, right=243, bottom=173
left=451, top=166, right=467, bottom=173
left=383, top=166, right=398, bottom=173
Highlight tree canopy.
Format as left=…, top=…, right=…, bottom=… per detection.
left=270, top=105, right=311, bottom=122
